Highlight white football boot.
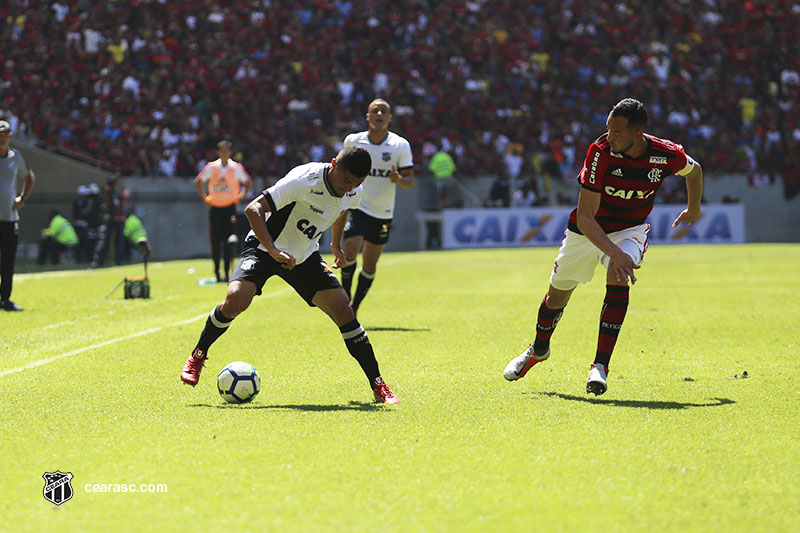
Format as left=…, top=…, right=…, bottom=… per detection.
left=586, top=363, right=608, bottom=395
left=503, top=345, right=550, bottom=381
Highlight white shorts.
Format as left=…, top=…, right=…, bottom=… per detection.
left=549, top=224, right=650, bottom=291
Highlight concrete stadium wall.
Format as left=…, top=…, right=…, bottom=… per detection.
left=699, top=174, right=800, bottom=242
left=10, top=140, right=113, bottom=250
left=10, top=140, right=798, bottom=260
left=124, top=178, right=209, bottom=260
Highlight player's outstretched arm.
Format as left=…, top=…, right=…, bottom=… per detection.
left=576, top=187, right=639, bottom=285
left=239, top=168, right=254, bottom=202
left=14, top=169, right=35, bottom=211
left=245, top=194, right=295, bottom=269
left=672, top=162, right=704, bottom=228
left=193, top=173, right=210, bottom=204
left=390, top=166, right=415, bottom=189
left=329, top=211, right=348, bottom=269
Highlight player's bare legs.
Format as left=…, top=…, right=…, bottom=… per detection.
left=180, top=281, right=256, bottom=386
left=313, top=288, right=398, bottom=403
left=313, top=287, right=356, bottom=327
left=219, top=280, right=257, bottom=318
left=341, top=234, right=363, bottom=300
left=504, top=284, right=574, bottom=381
left=544, top=285, right=574, bottom=310
left=360, top=241, right=384, bottom=274
left=351, top=241, right=385, bottom=313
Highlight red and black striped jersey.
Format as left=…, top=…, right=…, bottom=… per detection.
left=567, top=133, right=692, bottom=234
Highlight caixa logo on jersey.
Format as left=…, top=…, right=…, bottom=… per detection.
left=297, top=219, right=324, bottom=240
left=43, top=471, right=74, bottom=506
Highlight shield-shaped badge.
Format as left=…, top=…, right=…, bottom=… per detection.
left=382, top=152, right=391, bottom=162
left=43, top=471, right=74, bottom=506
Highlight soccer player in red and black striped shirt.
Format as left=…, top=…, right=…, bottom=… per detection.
left=503, top=98, right=703, bottom=395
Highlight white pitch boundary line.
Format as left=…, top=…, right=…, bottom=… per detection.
left=0, top=314, right=208, bottom=378
left=1, top=253, right=416, bottom=378
left=0, top=287, right=290, bottom=379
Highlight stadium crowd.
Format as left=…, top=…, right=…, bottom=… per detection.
left=0, top=0, right=798, bottom=196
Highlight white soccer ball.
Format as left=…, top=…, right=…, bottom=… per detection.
left=217, top=361, right=261, bottom=404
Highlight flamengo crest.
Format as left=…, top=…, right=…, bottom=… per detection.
left=648, top=168, right=663, bottom=182
left=382, top=152, right=391, bottom=161
left=43, top=471, right=74, bottom=506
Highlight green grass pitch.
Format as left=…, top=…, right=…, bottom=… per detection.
left=2, top=244, right=799, bottom=532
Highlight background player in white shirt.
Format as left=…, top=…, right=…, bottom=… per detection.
left=180, top=146, right=399, bottom=404
left=338, top=99, right=414, bottom=314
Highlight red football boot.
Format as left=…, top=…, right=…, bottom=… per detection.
left=180, top=348, right=208, bottom=386
left=372, top=376, right=399, bottom=404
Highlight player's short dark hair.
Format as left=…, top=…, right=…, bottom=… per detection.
left=611, top=98, right=648, bottom=129
left=335, top=146, right=372, bottom=178
left=369, top=98, right=391, bottom=110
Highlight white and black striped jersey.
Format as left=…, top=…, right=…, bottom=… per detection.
left=248, top=162, right=362, bottom=264
left=343, top=131, right=413, bottom=219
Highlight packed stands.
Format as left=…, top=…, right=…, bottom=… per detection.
left=1, top=0, right=798, bottom=191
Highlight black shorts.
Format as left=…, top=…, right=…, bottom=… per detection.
left=230, top=237, right=343, bottom=306
left=209, top=205, right=236, bottom=242
left=343, top=209, right=392, bottom=245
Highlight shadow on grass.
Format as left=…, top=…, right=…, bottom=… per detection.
left=364, top=326, right=431, bottom=332
left=188, top=401, right=389, bottom=412
left=538, top=392, right=736, bottom=410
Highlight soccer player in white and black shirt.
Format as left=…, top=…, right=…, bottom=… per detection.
left=180, top=146, right=399, bottom=404
left=338, top=99, right=414, bottom=314
left=503, top=98, right=704, bottom=395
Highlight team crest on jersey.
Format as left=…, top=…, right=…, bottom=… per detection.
left=648, top=168, right=663, bottom=182
left=382, top=152, right=391, bottom=162
left=240, top=258, right=257, bottom=271
left=649, top=156, right=668, bottom=165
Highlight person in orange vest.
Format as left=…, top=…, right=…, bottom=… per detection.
left=194, top=140, right=253, bottom=282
